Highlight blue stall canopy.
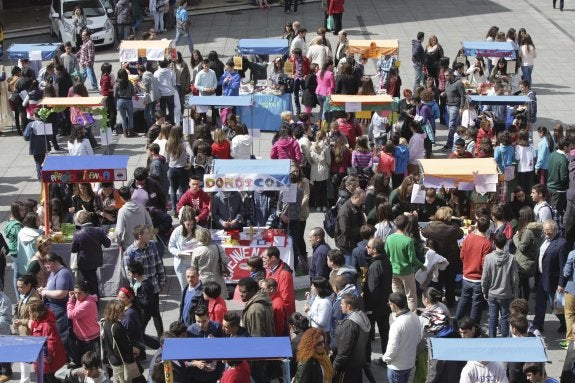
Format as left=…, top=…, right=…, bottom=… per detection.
left=238, top=93, right=292, bottom=132
left=185, top=95, right=253, bottom=107
left=163, top=337, right=292, bottom=360
left=429, top=337, right=549, bottom=363
left=237, top=39, right=289, bottom=55
left=7, top=43, right=60, bottom=60
left=41, top=155, right=130, bottom=183
left=468, top=95, right=531, bottom=105
left=0, top=336, right=46, bottom=363
left=462, top=42, right=516, bottom=59
left=204, top=159, right=291, bottom=192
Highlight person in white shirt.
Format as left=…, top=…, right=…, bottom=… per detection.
left=68, top=126, right=94, bottom=156
left=154, top=59, right=177, bottom=123
left=460, top=361, right=509, bottom=383
left=531, top=184, right=553, bottom=223
left=382, top=292, right=422, bottom=383
left=194, top=59, right=217, bottom=96
left=290, top=28, right=307, bottom=56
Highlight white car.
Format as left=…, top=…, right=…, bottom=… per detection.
left=49, top=0, right=115, bottom=47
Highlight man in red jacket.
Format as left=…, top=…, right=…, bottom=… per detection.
left=263, top=246, right=296, bottom=317
left=176, top=176, right=211, bottom=226
left=455, top=215, right=493, bottom=326
left=262, top=278, right=288, bottom=336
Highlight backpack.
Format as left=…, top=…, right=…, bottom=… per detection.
left=323, top=205, right=338, bottom=238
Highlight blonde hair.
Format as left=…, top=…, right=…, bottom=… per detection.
left=195, top=227, right=213, bottom=245
left=399, top=137, right=408, bottom=145
left=36, top=235, right=52, bottom=252
left=213, top=128, right=227, bottom=144
left=434, top=206, right=453, bottom=222
left=280, top=111, right=293, bottom=123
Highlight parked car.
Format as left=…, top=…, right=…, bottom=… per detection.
left=49, top=0, right=115, bottom=47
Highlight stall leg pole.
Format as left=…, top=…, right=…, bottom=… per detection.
left=42, top=182, right=50, bottom=236
left=282, top=358, right=290, bottom=382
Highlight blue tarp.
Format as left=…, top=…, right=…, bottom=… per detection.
left=239, top=93, right=292, bottom=132
left=7, top=43, right=60, bottom=60
left=468, top=95, right=531, bottom=105
left=163, top=337, right=292, bottom=360
left=0, top=336, right=46, bottom=363
left=185, top=95, right=253, bottom=107
left=429, top=337, right=549, bottom=362
left=237, top=39, right=289, bottom=55
left=462, top=42, right=516, bottom=58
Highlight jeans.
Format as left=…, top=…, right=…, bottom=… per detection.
left=317, top=94, right=326, bottom=121
left=175, top=28, right=194, bottom=55
left=105, top=95, right=117, bottom=130
left=168, top=167, right=189, bottom=212
left=160, top=95, right=175, bottom=123
left=117, top=23, right=131, bottom=42
left=33, top=154, right=46, bottom=181
left=387, top=367, right=411, bottom=383
left=488, top=297, right=511, bottom=338
left=446, top=105, right=460, bottom=148
left=522, top=65, right=534, bottom=87
left=142, top=292, right=164, bottom=338
left=144, top=101, right=156, bottom=128
left=534, top=280, right=557, bottom=331
left=82, top=64, right=98, bottom=89
left=413, top=64, right=424, bottom=91
left=153, top=11, right=165, bottom=32
left=293, top=78, right=304, bottom=114
left=456, top=279, right=484, bottom=325
left=117, top=98, right=134, bottom=133
left=565, top=199, right=575, bottom=247
left=517, top=273, right=531, bottom=302
left=332, top=12, right=343, bottom=35
left=133, top=15, right=143, bottom=32
left=369, top=312, right=390, bottom=356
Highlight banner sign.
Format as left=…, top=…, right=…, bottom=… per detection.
left=225, top=246, right=267, bottom=280
left=42, top=168, right=128, bottom=183
left=203, top=173, right=290, bottom=192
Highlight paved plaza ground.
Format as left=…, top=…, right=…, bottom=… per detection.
left=1, top=0, right=575, bottom=380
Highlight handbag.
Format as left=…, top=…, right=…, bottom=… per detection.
left=111, top=324, right=143, bottom=382
left=216, top=245, right=231, bottom=277
left=326, top=15, right=335, bottom=31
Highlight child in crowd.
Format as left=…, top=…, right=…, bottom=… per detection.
left=100, top=62, right=116, bottom=133
left=377, top=141, right=395, bottom=177
left=392, top=136, right=409, bottom=189
left=202, top=281, right=228, bottom=324
left=247, top=256, right=266, bottom=283
left=147, top=111, right=167, bottom=146
left=452, top=126, right=467, bottom=152
left=464, top=127, right=478, bottom=156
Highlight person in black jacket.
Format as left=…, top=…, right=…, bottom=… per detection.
left=332, top=293, right=371, bottom=382
left=308, top=227, right=331, bottom=280
left=71, top=210, right=112, bottom=296
left=364, top=237, right=392, bottom=357
left=102, top=300, right=144, bottom=381
left=335, top=188, right=366, bottom=266
left=128, top=261, right=163, bottom=341
left=128, top=167, right=167, bottom=211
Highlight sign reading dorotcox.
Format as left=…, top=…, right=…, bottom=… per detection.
left=203, top=174, right=289, bottom=192
left=204, top=159, right=292, bottom=192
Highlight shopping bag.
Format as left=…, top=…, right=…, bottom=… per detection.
left=326, top=16, right=334, bottom=31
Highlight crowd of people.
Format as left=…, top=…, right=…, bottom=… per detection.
left=1, top=3, right=575, bottom=381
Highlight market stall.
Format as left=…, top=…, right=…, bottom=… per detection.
left=0, top=336, right=47, bottom=383
left=203, top=159, right=294, bottom=280
left=6, top=43, right=59, bottom=61
left=346, top=39, right=399, bottom=58
left=163, top=337, right=292, bottom=381
left=327, top=94, right=398, bottom=112
left=39, top=96, right=112, bottom=145
left=237, top=38, right=289, bottom=56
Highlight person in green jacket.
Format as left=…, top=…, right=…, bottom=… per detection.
left=384, top=214, right=425, bottom=312
left=547, top=137, right=569, bottom=217
left=2, top=201, right=26, bottom=295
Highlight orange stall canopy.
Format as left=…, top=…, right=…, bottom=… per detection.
left=346, top=39, right=399, bottom=58
left=419, top=158, right=499, bottom=184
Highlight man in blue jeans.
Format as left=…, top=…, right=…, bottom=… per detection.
left=456, top=216, right=492, bottom=325
left=443, top=68, right=465, bottom=150
left=411, top=31, right=425, bottom=92
left=77, top=30, right=98, bottom=91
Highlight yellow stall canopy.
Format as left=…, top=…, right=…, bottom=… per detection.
left=40, top=96, right=105, bottom=107
left=347, top=40, right=399, bottom=58
left=419, top=158, right=500, bottom=193
left=119, top=39, right=175, bottom=62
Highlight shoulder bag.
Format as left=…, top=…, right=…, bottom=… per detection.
left=111, top=323, right=142, bottom=381
left=216, top=245, right=231, bottom=277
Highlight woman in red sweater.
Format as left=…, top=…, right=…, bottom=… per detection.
left=212, top=128, right=231, bottom=159
left=328, top=0, right=345, bottom=35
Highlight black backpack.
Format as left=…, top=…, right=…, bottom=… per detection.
left=323, top=205, right=338, bottom=238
